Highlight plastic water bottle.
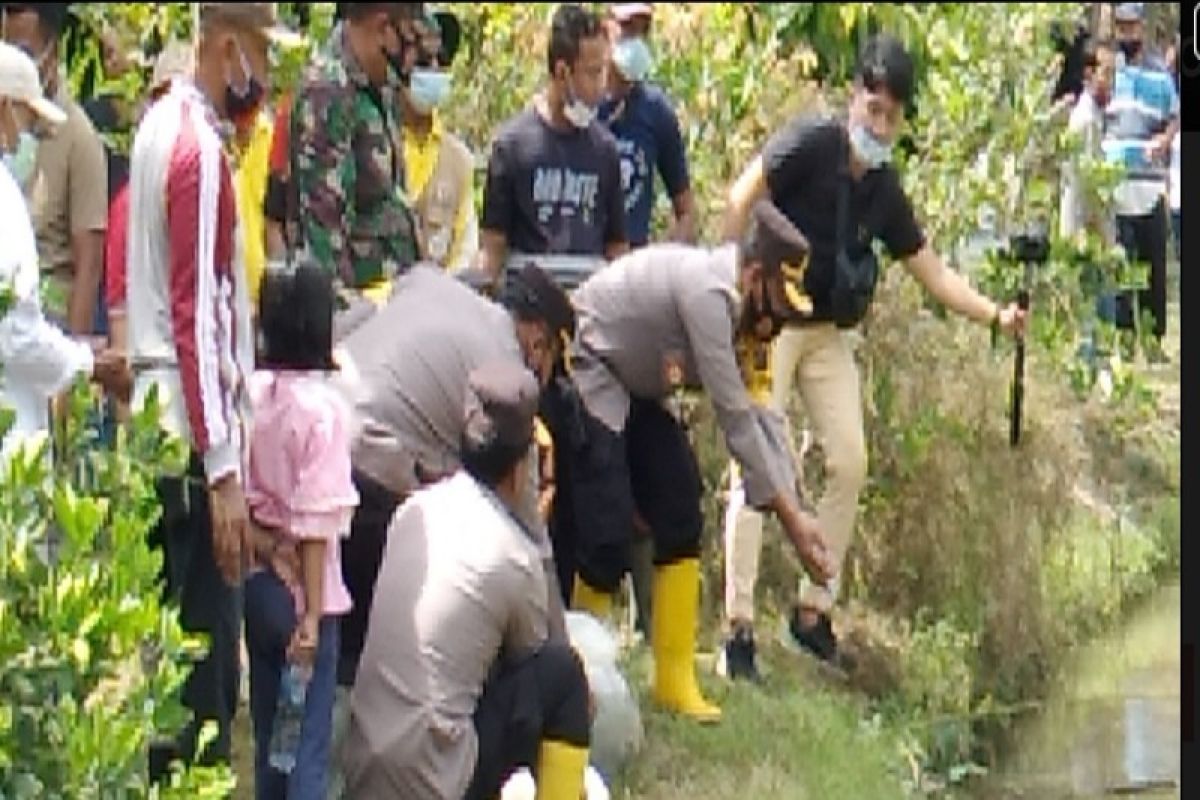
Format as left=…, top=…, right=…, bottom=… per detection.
left=268, top=664, right=309, bottom=773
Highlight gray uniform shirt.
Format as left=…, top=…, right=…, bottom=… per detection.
left=570, top=242, right=797, bottom=508
left=334, top=264, right=523, bottom=496
left=342, top=472, right=549, bottom=799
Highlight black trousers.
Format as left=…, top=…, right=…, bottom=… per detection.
left=544, top=388, right=704, bottom=595
left=463, top=642, right=592, bottom=800
left=1116, top=197, right=1169, bottom=341
left=337, top=469, right=403, bottom=687
left=147, top=454, right=243, bottom=781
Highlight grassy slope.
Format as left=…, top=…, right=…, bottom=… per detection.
left=231, top=297, right=1180, bottom=800
left=613, top=646, right=911, bottom=800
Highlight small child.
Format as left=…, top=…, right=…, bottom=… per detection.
left=243, top=261, right=358, bottom=799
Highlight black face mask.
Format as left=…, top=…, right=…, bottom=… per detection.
left=226, top=76, right=264, bottom=125
left=1118, top=38, right=1143, bottom=61
left=225, top=43, right=265, bottom=125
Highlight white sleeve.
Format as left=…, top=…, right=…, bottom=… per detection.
left=0, top=172, right=93, bottom=397
left=0, top=293, right=94, bottom=397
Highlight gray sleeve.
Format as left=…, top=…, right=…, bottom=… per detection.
left=682, top=292, right=797, bottom=508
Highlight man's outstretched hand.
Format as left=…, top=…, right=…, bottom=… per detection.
left=780, top=504, right=836, bottom=587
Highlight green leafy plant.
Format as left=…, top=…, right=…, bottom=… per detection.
left=0, top=379, right=235, bottom=796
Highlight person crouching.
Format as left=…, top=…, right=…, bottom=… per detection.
left=342, top=361, right=592, bottom=799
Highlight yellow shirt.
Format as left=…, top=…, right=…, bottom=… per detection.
left=233, top=112, right=274, bottom=305
left=402, top=113, right=476, bottom=270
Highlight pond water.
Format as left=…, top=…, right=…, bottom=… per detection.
left=972, top=581, right=1181, bottom=799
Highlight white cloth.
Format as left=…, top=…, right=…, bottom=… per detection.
left=0, top=163, right=92, bottom=464
left=1060, top=92, right=1114, bottom=243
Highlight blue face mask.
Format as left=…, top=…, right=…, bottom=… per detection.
left=407, top=68, right=452, bottom=115
left=612, top=36, right=653, bottom=83
left=849, top=124, right=892, bottom=170
left=3, top=130, right=39, bottom=190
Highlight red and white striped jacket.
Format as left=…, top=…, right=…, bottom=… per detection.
left=127, top=81, right=253, bottom=486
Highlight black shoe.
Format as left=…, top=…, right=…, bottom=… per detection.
left=782, top=607, right=838, bottom=664
left=722, top=625, right=762, bottom=683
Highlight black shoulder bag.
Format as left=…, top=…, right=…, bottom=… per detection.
left=828, top=135, right=880, bottom=329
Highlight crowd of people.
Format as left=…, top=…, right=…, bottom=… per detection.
left=1057, top=2, right=1180, bottom=377
left=0, top=2, right=1178, bottom=799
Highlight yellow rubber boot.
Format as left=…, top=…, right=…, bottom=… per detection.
left=571, top=575, right=613, bottom=620
left=535, top=739, right=589, bottom=800
left=651, top=558, right=722, bottom=723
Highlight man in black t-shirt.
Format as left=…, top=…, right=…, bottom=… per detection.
left=719, top=35, right=1027, bottom=680
left=478, top=3, right=629, bottom=292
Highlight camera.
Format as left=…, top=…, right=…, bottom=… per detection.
left=1009, top=232, right=1050, bottom=264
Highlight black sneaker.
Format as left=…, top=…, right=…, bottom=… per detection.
left=782, top=607, right=838, bottom=663
left=721, top=625, right=762, bottom=683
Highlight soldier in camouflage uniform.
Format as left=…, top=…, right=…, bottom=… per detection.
left=289, top=3, right=427, bottom=303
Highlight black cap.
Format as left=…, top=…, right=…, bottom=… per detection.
left=425, top=8, right=461, bottom=66
left=504, top=261, right=576, bottom=339
left=463, top=361, right=541, bottom=452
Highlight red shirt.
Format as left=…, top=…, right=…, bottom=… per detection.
left=104, top=182, right=130, bottom=310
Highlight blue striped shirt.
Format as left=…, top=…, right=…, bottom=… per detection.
left=1101, top=58, right=1178, bottom=214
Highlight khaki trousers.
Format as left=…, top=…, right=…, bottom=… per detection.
left=723, top=323, right=867, bottom=622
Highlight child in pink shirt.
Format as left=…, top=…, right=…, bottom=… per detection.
left=243, top=262, right=358, bottom=798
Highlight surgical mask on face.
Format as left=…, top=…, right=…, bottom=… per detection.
left=224, top=40, right=264, bottom=124
left=407, top=68, right=451, bottom=114
left=612, top=36, right=653, bottom=83
left=2, top=129, right=38, bottom=189
left=849, top=124, right=892, bottom=170
left=563, top=74, right=597, bottom=129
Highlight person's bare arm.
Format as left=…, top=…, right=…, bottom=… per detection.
left=722, top=155, right=768, bottom=242
left=903, top=244, right=1025, bottom=335
left=667, top=188, right=698, bottom=244
left=289, top=538, right=327, bottom=668
left=68, top=230, right=105, bottom=334
left=604, top=239, right=630, bottom=261
left=1148, top=117, right=1179, bottom=162
left=479, top=229, right=508, bottom=286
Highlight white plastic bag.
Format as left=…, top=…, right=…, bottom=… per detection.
left=565, top=611, right=644, bottom=783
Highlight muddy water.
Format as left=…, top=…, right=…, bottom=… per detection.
left=973, top=582, right=1181, bottom=799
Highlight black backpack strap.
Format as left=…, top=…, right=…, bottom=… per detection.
left=835, top=127, right=852, bottom=258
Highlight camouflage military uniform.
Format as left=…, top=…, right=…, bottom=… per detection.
left=290, top=23, right=419, bottom=290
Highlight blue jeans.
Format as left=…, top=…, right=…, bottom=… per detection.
left=244, top=570, right=339, bottom=800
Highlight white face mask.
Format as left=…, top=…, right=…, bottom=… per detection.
left=849, top=123, right=892, bottom=170
left=407, top=68, right=452, bottom=115
left=612, top=36, right=653, bottom=83
left=562, top=73, right=597, bottom=129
